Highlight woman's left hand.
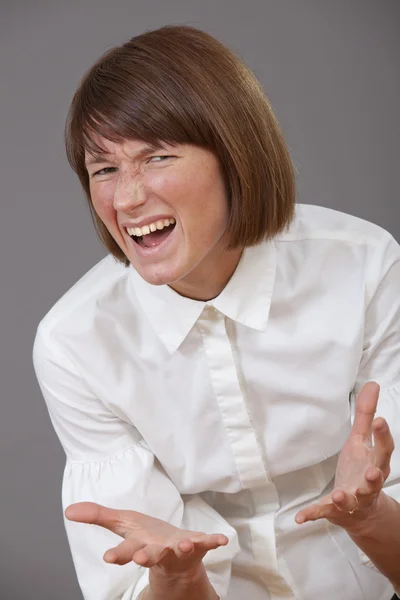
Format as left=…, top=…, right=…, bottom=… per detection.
left=295, top=382, right=395, bottom=531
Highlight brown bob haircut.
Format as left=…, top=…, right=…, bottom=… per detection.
left=65, top=25, right=296, bottom=267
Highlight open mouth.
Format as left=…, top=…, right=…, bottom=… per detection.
left=127, top=218, right=176, bottom=249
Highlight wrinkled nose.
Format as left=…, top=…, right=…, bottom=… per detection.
left=113, top=173, right=147, bottom=213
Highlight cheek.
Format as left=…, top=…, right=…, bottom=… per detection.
left=91, top=188, right=117, bottom=225
left=148, top=171, right=177, bottom=197
left=161, top=169, right=227, bottom=219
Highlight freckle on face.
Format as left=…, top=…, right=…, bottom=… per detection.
left=90, top=141, right=236, bottom=295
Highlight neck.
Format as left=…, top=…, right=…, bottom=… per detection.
left=169, top=247, right=243, bottom=301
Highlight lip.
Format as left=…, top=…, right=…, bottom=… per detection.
left=127, top=220, right=178, bottom=258
left=120, top=215, right=175, bottom=230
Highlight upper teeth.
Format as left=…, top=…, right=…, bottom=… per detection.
left=127, top=218, right=175, bottom=237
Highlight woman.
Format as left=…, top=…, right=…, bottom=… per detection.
left=33, top=25, right=400, bottom=600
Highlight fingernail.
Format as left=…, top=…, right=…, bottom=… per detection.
left=375, top=423, right=386, bottom=433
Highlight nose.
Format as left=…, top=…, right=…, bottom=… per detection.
left=113, top=170, right=147, bottom=213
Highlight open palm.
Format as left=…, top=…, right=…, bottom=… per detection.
left=65, top=502, right=228, bottom=572
left=295, top=382, right=395, bottom=527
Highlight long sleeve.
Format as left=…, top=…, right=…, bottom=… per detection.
left=32, top=327, right=239, bottom=600
left=351, top=231, right=400, bottom=495
left=350, top=231, right=400, bottom=590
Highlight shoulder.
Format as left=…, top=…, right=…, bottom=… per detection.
left=276, top=203, right=400, bottom=268
left=35, top=254, right=131, bottom=343
left=278, top=203, right=394, bottom=248
left=274, top=204, right=400, bottom=301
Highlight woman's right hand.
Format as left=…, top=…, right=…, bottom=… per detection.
left=65, top=502, right=228, bottom=575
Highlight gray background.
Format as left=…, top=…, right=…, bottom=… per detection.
left=1, top=1, right=399, bottom=598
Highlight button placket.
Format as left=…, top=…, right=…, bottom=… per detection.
left=198, top=306, right=269, bottom=489
left=198, top=306, right=297, bottom=599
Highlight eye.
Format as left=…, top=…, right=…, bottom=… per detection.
left=92, top=167, right=118, bottom=177
left=147, top=155, right=174, bottom=163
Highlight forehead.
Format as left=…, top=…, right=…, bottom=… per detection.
left=84, top=135, right=117, bottom=160
left=84, top=135, right=167, bottom=165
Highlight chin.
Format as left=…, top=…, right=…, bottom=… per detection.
left=136, top=266, right=182, bottom=287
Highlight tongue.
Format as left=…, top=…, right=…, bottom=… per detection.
left=141, top=225, right=174, bottom=248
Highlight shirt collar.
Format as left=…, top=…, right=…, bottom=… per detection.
left=128, top=239, right=277, bottom=355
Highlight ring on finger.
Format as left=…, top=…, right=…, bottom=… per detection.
left=335, top=492, right=359, bottom=515
left=347, top=493, right=359, bottom=515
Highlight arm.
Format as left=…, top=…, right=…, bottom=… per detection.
left=295, top=383, right=400, bottom=589
left=138, top=564, right=219, bottom=600
left=33, top=328, right=237, bottom=600
left=296, top=232, right=400, bottom=592
left=346, top=490, right=400, bottom=588
left=64, top=499, right=228, bottom=600
left=345, top=233, right=400, bottom=589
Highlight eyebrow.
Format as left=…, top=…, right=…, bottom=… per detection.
left=85, top=154, right=110, bottom=167
left=84, top=143, right=168, bottom=167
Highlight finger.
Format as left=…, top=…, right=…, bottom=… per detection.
left=65, top=502, right=110, bottom=525
left=295, top=502, right=336, bottom=524
left=358, top=466, right=385, bottom=494
left=351, top=382, right=380, bottom=440
left=373, top=417, right=395, bottom=473
left=133, top=543, right=171, bottom=568
left=171, top=533, right=227, bottom=558
left=174, top=538, right=196, bottom=559
left=132, top=545, right=171, bottom=568
left=294, top=493, right=332, bottom=523
left=331, top=489, right=359, bottom=512
left=104, top=539, right=145, bottom=566
left=195, top=533, right=229, bottom=551
left=65, top=502, right=132, bottom=537
left=179, top=539, right=195, bottom=552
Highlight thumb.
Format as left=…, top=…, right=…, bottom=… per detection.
left=65, top=502, right=121, bottom=532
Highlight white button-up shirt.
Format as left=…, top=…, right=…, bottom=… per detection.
left=33, top=204, right=400, bottom=600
